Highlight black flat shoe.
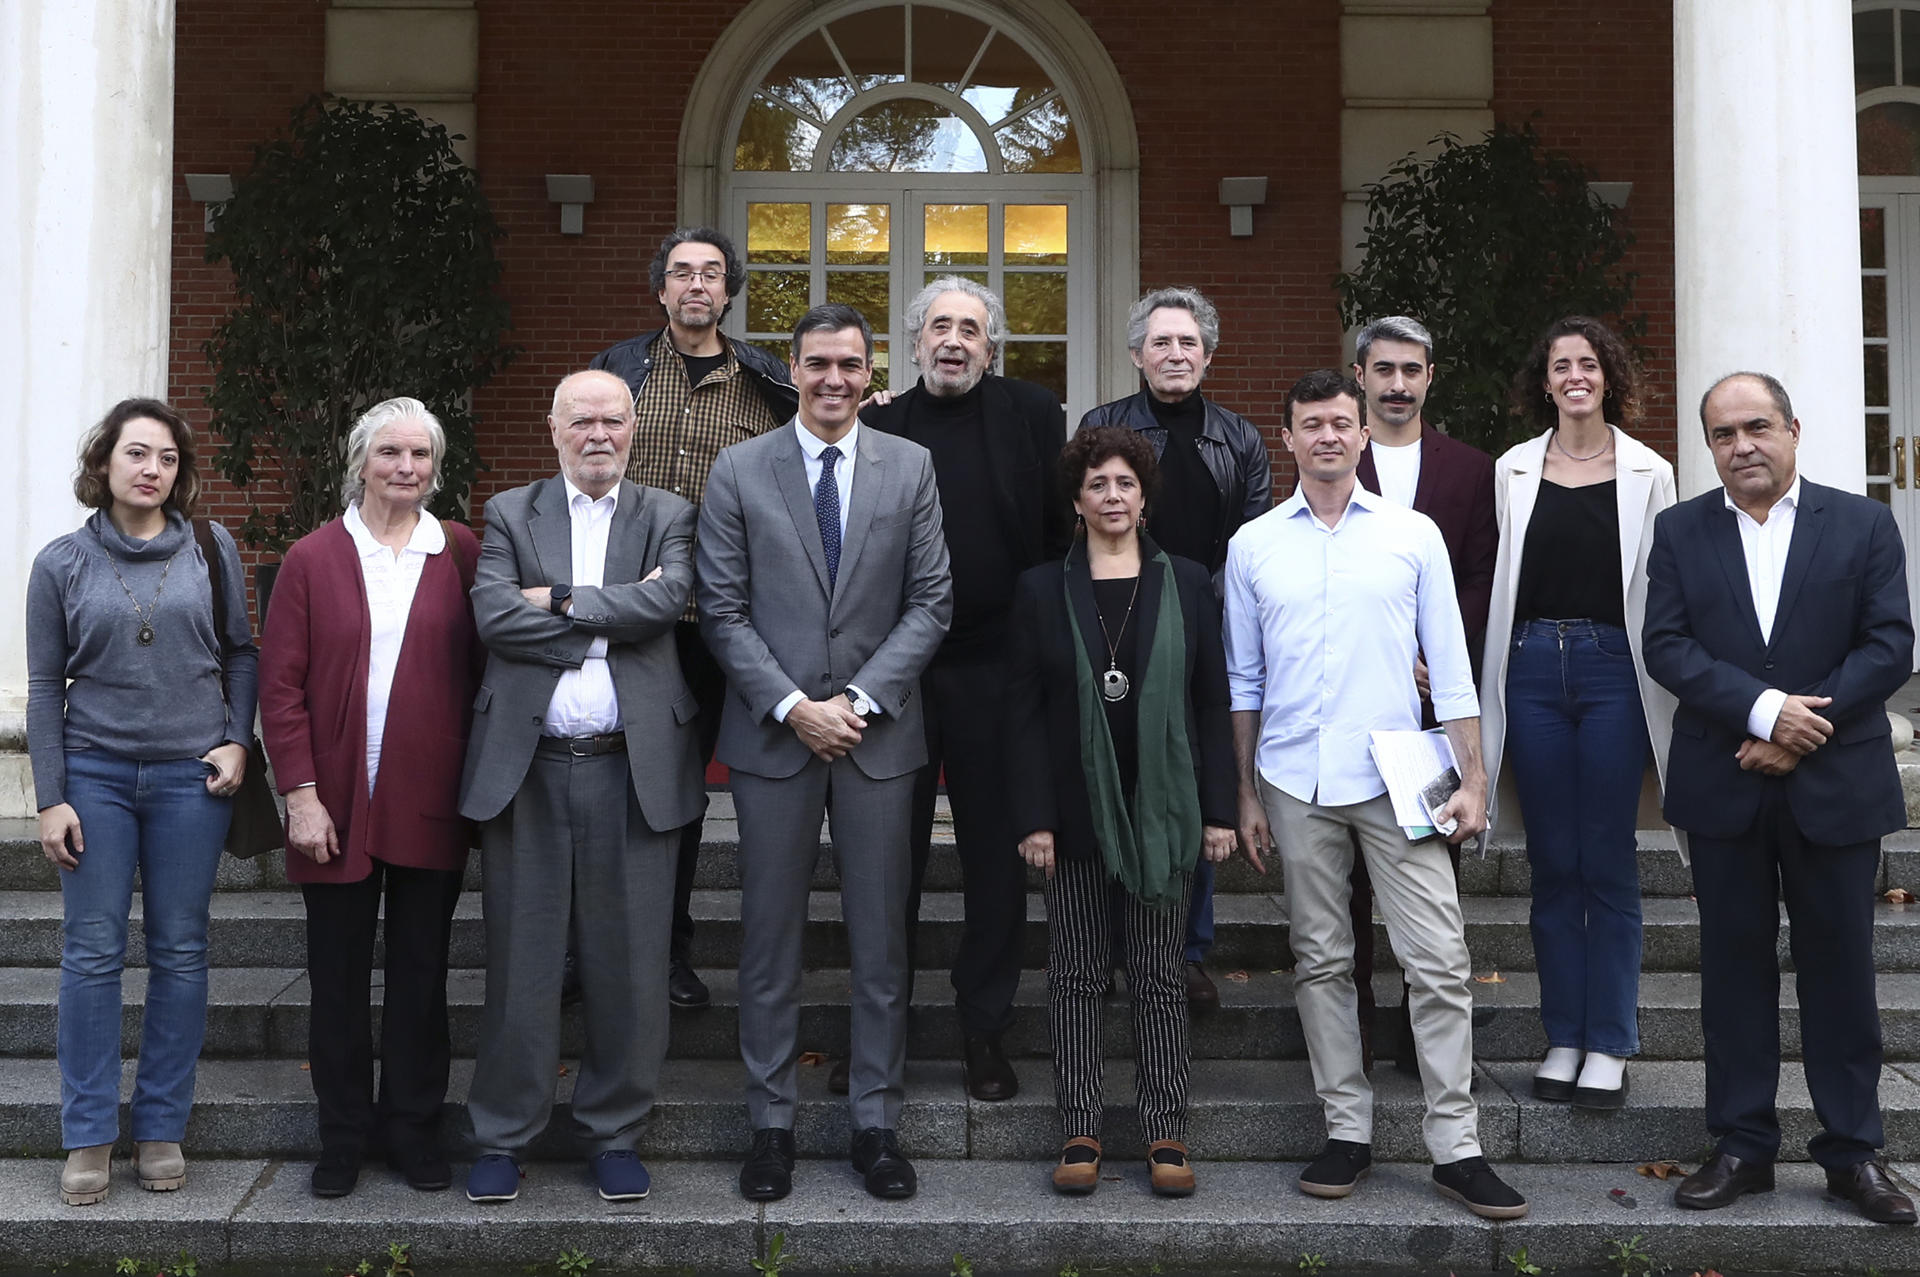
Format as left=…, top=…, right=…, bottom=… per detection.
left=963, top=1035, right=1018, bottom=1102
left=668, top=958, right=711, bottom=1009
left=1532, top=1074, right=1576, bottom=1103
left=1674, top=1150, right=1774, bottom=1210
left=390, top=1146, right=452, bottom=1192
left=827, top=1055, right=850, bottom=1096
left=1571, top=1068, right=1629, bottom=1111
left=311, top=1150, right=360, bottom=1199
left=850, top=1127, right=916, bottom=1199
left=739, top=1128, right=795, bottom=1202
left=1825, top=1160, right=1917, bottom=1225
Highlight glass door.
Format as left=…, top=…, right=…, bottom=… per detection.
left=1861, top=191, right=1920, bottom=665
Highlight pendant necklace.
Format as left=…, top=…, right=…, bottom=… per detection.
left=1092, top=574, right=1142, bottom=703
left=105, top=550, right=179, bottom=646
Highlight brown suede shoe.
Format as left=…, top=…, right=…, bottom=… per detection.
left=1148, top=1139, right=1195, bottom=1197
left=133, top=1141, right=186, bottom=1192
left=1051, top=1136, right=1102, bottom=1195
left=59, top=1145, right=111, bottom=1206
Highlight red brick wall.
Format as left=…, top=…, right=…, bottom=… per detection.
left=1492, top=0, right=1677, bottom=463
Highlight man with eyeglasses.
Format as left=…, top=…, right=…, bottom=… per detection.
left=589, top=228, right=798, bottom=1011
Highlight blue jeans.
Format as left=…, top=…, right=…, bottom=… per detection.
left=1504, top=620, right=1648, bottom=1057
left=58, top=749, right=230, bottom=1148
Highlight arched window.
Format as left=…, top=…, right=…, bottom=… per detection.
left=722, top=3, right=1094, bottom=411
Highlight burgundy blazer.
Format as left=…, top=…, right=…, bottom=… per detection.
left=259, top=517, right=483, bottom=884
left=1356, top=421, right=1498, bottom=648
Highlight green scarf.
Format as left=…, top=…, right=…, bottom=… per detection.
left=1064, top=544, right=1203, bottom=908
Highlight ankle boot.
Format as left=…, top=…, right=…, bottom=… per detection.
left=133, top=1140, right=187, bottom=1191
left=60, top=1144, right=112, bottom=1206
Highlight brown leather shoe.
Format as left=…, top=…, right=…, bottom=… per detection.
left=1826, top=1160, right=1917, bottom=1225
left=1673, top=1151, right=1774, bottom=1210
left=1147, top=1139, right=1195, bottom=1197
left=1185, top=962, right=1220, bottom=1009
left=1051, top=1136, right=1101, bottom=1195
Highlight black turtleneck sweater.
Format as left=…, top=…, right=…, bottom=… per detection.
left=903, top=382, right=1019, bottom=661
left=1147, top=391, right=1222, bottom=570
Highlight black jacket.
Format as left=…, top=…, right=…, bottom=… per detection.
left=862, top=374, right=1073, bottom=568
left=589, top=328, right=798, bottom=424
left=1643, top=480, right=1912, bottom=845
left=1004, top=546, right=1236, bottom=865
left=1076, top=389, right=1272, bottom=572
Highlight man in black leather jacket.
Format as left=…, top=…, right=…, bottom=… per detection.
left=1077, top=286, right=1272, bottom=1007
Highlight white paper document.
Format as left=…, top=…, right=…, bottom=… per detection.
left=1367, top=728, right=1457, bottom=839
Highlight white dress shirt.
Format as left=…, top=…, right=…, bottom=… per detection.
left=773, top=420, right=877, bottom=723
left=1369, top=437, right=1422, bottom=510
left=1224, top=483, right=1478, bottom=806
left=542, top=476, right=623, bottom=736
left=1728, top=476, right=1801, bottom=742
left=344, top=503, right=445, bottom=792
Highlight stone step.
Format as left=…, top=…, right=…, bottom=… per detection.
left=0, top=1155, right=1915, bottom=1275
left=1, top=1056, right=1916, bottom=1166
left=4, top=965, right=1919, bottom=1063
left=6, top=887, right=1919, bottom=975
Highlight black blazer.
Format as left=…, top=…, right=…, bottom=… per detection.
left=1642, top=479, right=1913, bottom=845
left=1003, top=544, right=1236, bottom=864
left=862, top=374, right=1073, bottom=569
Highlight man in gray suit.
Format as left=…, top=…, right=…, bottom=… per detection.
left=458, top=369, right=703, bottom=1205
left=698, top=304, right=952, bottom=1202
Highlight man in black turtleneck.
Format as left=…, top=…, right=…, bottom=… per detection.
left=864, top=278, right=1071, bottom=1102
left=1078, top=287, right=1272, bottom=1008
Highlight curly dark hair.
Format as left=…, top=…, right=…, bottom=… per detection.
left=1058, top=424, right=1160, bottom=519
left=73, top=398, right=200, bottom=517
left=1509, top=315, right=1640, bottom=429
left=649, top=227, right=747, bottom=322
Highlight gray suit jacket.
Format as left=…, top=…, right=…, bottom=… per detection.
left=459, top=475, right=704, bottom=830
left=697, top=423, right=953, bottom=781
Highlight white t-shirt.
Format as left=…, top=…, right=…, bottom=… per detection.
left=1369, top=437, right=1422, bottom=509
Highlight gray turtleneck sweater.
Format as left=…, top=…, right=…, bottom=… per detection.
left=25, top=509, right=259, bottom=809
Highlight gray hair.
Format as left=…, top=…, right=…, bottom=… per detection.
left=1355, top=315, right=1434, bottom=366
left=905, top=276, right=1008, bottom=360
left=341, top=397, right=447, bottom=509
left=1126, top=287, right=1220, bottom=355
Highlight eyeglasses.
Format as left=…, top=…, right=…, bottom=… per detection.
left=665, top=267, right=726, bottom=285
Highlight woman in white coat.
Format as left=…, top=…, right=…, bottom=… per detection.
left=1480, top=316, right=1676, bottom=1111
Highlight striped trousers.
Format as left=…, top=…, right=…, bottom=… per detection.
left=1044, top=855, right=1191, bottom=1144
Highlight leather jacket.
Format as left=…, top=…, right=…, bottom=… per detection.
left=589, top=327, right=799, bottom=423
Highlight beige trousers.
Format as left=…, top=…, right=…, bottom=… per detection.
left=1260, top=777, right=1481, bottom=1163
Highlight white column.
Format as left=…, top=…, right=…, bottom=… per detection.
left=1674, top=1, right=1862, bottom=497
left=0, top=1, right=175, bottom=812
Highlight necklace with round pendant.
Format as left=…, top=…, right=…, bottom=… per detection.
left=137, top=623, right=155, bottom=646
left=1101, top=666, right=1130, bottom=702
left=105, top=549, right=177, bottom=649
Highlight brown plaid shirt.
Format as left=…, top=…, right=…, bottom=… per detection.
left=628, top=336, right=781, bottom=619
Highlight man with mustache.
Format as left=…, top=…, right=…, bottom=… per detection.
left=1347, top=316, right=1498, bottom=1076
left=862, top=277, right=1071, bottom=1101
left=1227, top=369, right=1524, bottom=1220
left=587, top=229, right=798, bottom=1011
left=1078, top=287, right=1272, bottom=1009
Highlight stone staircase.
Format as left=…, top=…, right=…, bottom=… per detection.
left=1, top=802, right=1917, bottom=1274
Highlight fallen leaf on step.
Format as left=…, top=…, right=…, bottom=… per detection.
left=1636, top=1161, right=1684, bottom=1180
left=1473, top=971, right=1506, bottom=984
left=1224, top=969, right=1250, bottom=983
left=557, top=1064, right=568, bottom=1076
left=299, top=1062, right=311, bottom=1071
left=798, top=1051, right=826, bottom=1067
left=1887, top=887, right=1915, bottom=904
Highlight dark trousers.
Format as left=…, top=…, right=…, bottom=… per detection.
left=671, top=620, right=727, bottom=964
left=301, top=861, right=464, bottom=1158
left=905, top=657, right=1027, bottom=1038
left=1690, top=786, right=1886, bottom=1170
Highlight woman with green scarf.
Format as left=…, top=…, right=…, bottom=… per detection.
left=1005, top=425, right=1239, bottom=1198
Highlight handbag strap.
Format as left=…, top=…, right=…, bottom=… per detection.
left=192, top=518, right=234, bottom=701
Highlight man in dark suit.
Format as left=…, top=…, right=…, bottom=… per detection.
left=1645, top=371, right=1915, bottom=1225
left=862, top=277, right=1071, bottom=1102
left=1347, top=315, right=1498, bottom=1075
left=698, top=304, right=952, bottom=1203
left=458, top=370, right=704, bottom=1205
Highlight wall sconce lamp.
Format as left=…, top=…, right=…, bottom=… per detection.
left=1218, top=176, right=1269, bottom=238
left=546, top=174, right=596, bottom=235
left=184, top=173, right=234, bottom=233
left=1588, top=181, right=1633, bottom=209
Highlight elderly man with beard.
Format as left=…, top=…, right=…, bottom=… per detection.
left=863, top=277, right=1071, bottom=1101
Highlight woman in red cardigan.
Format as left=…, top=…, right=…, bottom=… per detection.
left=259, top=398, right=483, bottom=1199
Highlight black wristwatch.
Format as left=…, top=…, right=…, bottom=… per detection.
left=550, top=583, right=572, bottom=615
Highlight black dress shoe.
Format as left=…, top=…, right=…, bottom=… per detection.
left=739, top=1128, right=795, bottom=1202
left=560, top=950, right=583, bottom=1007
left=963, top=1035, right=1018, bottom=1102
left=850, top=1127, right=917, bottom=1199
left=1825, top=1160, right=1918, bottom=1225
left=389, top=1146, right=452, bottom=1192
left=311, top=1149, right=360, bottom=1198
left=1185, top=962, right=1220, bottom=1010
left=668, top=958, right=711, bottom=1009
left=827, top=1055, right=850, bottom=1096
left=1674, top=1151, right=1775, bottom=1210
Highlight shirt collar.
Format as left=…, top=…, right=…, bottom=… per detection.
left=1279, top=478, right=1379, bottom=526
left=1722, top=474, right=1800, bottom=522
left=793, top=418, right=859, bottom=462
left=344, top=502, right=447, bottom=557
left=562, top=473, right=621, bottom=513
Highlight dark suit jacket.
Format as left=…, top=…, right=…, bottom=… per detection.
left=1003, top=544, right=1236, bottom=864
left=1643, top=479, right=1913, bottom=845
left=861, top=374, right=1073, bottom=569
left=1356, top=422, right=1498, bottom=647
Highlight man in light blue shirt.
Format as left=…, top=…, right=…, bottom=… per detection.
left=1225, top=369, right=1524, bottom=1220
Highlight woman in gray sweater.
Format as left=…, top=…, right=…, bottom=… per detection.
left=26, top=399, right=257, bottom=1206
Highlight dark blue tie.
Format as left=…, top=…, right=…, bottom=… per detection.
left=815, top=445, right=842, bottom=589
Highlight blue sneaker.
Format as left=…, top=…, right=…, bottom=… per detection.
left=465, top=1154, right=521, bottom=1203
left=592, top=1149, right=651, bottom=1201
